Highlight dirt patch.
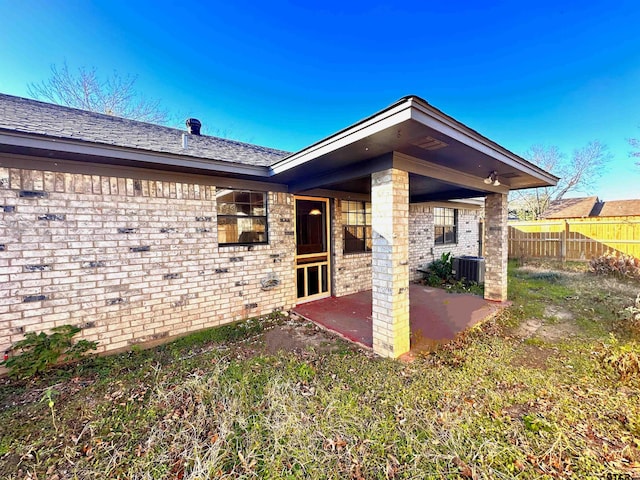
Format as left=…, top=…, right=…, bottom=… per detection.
left=501, top=402, right=529, bottom=420
left=514, top=319, right=544, bottom=338
left=510, top=344, right=555, bottom=369
left=517, top=263, right=585, bottom=276
left=544, top=305, right=574, bottom=321
left=0, top=317, right=353, bottom=410
left=513, top=318, right=581, bottom=342
left=536, top=321, right=581, bottom=342
left=0, top=376, right=95, bottom=412
left=223, top=316, right=359, bottom=360
left=261, top=322, right=341, bottom=355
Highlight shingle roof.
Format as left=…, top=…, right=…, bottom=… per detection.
left=0, top=93, right=290, bottom=167
left=598, top=199, right=640, bottom=217
left=541, top=196, right=599, bottom=219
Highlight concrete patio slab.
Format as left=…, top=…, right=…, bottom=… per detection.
left=293, top=284, right=504, bottom=353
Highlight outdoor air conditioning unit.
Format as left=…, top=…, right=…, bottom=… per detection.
left=452, top=256, right=485, bottom=284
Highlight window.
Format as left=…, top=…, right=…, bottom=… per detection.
left=434, top=207, right=457, bottom=245
left=342, top=200, right=372, bottom=253
left=217, top=190, right=267, bottom=245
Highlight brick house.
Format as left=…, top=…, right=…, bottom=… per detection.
left=0, top=93, right=556, bottom=358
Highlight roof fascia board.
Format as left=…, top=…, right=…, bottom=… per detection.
left=299, top=188, right=371, bottom=202
left=296, top=190, right=484, bottom=207
left=287, top=153, right=393, bottom=193
left=393, top=151, right=509, bottom=194
left=447, top=197, right=485, bottom=206
left=270, top=102, right=412, bottom=175
left=408, top=99, right=558, bottom=185
left=414, top=199, right=484, bottom=209
left=411, top=190, right=483, bottom=203
left=0, top=131, right=270, bottom=178
left=0, top=153, right=287, bottom=192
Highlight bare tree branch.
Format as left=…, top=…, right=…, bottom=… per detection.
left=553, top=141, right=610, bottom=200
left=509, top=142, right=611, bottom=219
left=629, top=135, right=640, bottom=167
left=27, top=62, right=168, bottom=124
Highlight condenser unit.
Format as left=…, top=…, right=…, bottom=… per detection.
left=452, top=256, right=485, bottom=284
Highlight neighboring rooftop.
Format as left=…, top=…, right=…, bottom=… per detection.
left=598, top=199, right=640, bottom=217
left=541, top=196, right=599, bottom=219
left=0, top=93, right=290, bottom=167
left=541, top=196, right=640, bottom=219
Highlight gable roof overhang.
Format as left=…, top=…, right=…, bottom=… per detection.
left=0, top=129, right=272, bottom=179
left=270, top=96, right=558, bottom=202
left=0, top=92, right=289, bottom=189
left=0, top=93, right=557, bottom=202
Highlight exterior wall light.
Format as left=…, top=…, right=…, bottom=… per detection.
left=484, top=171, right=500, bottom=186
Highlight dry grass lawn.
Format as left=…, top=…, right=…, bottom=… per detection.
left=0, top=261, right=639, bottom=479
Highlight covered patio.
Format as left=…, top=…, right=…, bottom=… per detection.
left=271, top=95, right=557, bottom=358
left=294, top=284, right=504, bottom=353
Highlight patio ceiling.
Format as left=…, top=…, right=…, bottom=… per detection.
left=270, top=96, right=558, bottom=202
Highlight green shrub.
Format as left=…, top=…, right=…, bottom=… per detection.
left=424, top=252, right=453, bottom=286
left=1, top=325, right=98, bottom=379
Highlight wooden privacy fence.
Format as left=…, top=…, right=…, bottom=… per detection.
left=508, top=217, right=640, bottom=261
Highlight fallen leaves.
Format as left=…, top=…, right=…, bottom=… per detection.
left=453, top=456, right=476, bottom=478
left=324, top=435, right=347, bottom=452
left=2, top=277, right=640, bottom=479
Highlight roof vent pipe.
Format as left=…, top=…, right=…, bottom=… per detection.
left=186, top=118, right=202, bottom=135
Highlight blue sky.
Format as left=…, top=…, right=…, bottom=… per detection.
left=1, top=0, right=639, bottom=200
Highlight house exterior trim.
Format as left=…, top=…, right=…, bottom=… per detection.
left=287, top=154, right=393, bottom=193
left=392, top=151, right=509, bottom=194
left=271, top=95, right=558, bottom=188
left=270, top=103, right=412, bottom=175
left=408, top=98, right=557, bottom=186
left=0, top=154, right=287, bottom=193
left=0, top=131, right=270, bottom=178
left=299, top=189, right=371, bottom=202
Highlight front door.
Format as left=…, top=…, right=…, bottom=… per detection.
left=294, top=196, right=331, bottom=303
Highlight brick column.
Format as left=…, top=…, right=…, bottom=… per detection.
left=484, top=193, right=508, bottom=302
left=371, top=168, right=410, bottom=358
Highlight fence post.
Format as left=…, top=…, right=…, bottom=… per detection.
left=560, top=220, right=568, bottom=262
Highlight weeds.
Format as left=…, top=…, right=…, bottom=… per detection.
left=528, top=271, right=562, bottom=282
left=522, top=413, right=554, bottom=433
left=40, top=386, right=58, bottom=431
left=620, top=293, right=640, bottom=336
left=597, top=334, right=640, bottom=383
left=590, top=252, right=640, bottom=280
left=423, top=252, right=453, bottom=286
left=1, top=325, right=97, bottom=379
left=421, top=252, right=484, bottom=295
left=1, top=271, right=639, bottom=478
